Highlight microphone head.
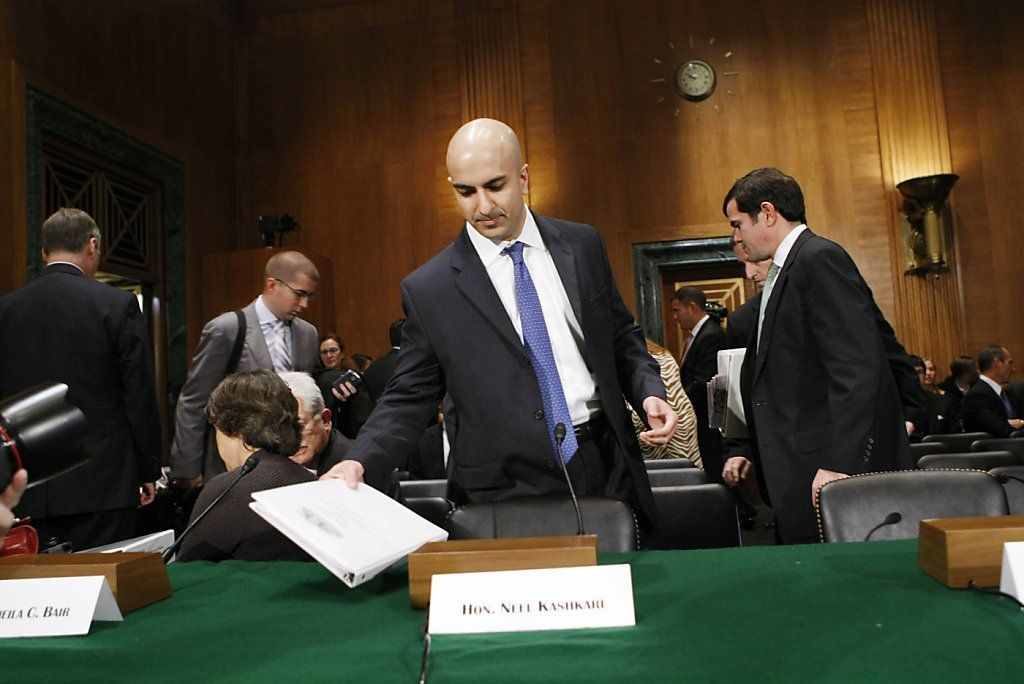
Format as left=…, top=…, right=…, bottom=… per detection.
left=884, top=512, right=902, bottom=525
left=554, top=423, right=566, bottom=441
left=241, top=453, right=262, bottom=474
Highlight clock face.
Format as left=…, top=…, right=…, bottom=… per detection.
left=675, top=60, right=716, bottom=101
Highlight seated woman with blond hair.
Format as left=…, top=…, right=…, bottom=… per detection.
left=178, top=370, right=314, bottom=562
left=629, top=340, right=702, bottom=467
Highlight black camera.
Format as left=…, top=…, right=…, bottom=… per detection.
left=0, top=383, right=87, bottom=491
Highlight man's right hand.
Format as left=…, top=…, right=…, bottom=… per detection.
left=1010, top=419, right=1024, bottom=430
left=331, top=382, right=358, bottom=403
left=320, top=459, right=365, bottom=489
left=722, top=456, right=752, bottom=487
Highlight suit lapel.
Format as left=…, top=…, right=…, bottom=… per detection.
left=450, top=228, right=528, bottom=360
left=243, top=301, right=274, bottom=370
left=753, top=229, right=814, bottom=384
left=535, top=214, right=584, bottom=328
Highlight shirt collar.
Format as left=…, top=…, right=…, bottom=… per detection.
left=465, top=210, right=546, bottom=268
left=772, top=224, right=808, bottom=270
left=980, top=374, right=1004, bottom=396
left=690, top=314, right=709, bottom=339
left=46, top=260, right=84, bottom=274
left=255, top=295, right=281, bottom=326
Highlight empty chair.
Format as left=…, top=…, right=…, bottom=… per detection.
left=989, top=466, right=1024, bottom=515
left=646, top=468, right=707, bottom=487
left=917, top=450, right=1020, bottom=471
left=447, top=497, right=638, bottom=552
left=972, top=438, right=1024, bottom=461
left=921, top=432, right=992, bottom=453
left=645, top=458, right=696, bottom=470
left=910, top=441, right=948, bottom=466
left=396, top=479, right=452, bottom=528
left=646, top=484, right=740, bottom=550
left=817, top=470, right=1009, bottom=543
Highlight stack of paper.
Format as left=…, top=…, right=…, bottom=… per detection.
left=250, top=479, right=448, bottom=587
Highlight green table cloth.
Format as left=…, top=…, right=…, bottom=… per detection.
left=4, top=540, right=1022, bottom=682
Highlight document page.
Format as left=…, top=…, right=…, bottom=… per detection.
left=250, top=480, right=448, bottom=587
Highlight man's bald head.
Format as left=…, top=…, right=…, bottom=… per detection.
left=446, top=119, right=529, bottom=243
left=262, top=251, right=319, bottom=321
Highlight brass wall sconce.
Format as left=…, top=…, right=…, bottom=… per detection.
left=896, top=173, right=959, bottom=276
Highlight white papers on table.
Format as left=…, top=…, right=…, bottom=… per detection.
left=79, top=529, right=175, bottom=555
left=249, top=479, right=448, bottom=588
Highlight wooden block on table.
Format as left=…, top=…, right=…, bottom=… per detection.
left=0, top=552, right=171, bottom=613
left=918, top=516, right=1024, bottom=588
left=408, top=535, right=598, bottom=609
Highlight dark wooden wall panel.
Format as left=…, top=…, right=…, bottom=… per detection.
left=0, top=0, right=239, bottom=356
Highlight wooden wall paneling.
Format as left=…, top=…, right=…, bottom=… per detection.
left=865, top=0, right=966, bottom=365
left=936, top=0, right=1024, bottom=360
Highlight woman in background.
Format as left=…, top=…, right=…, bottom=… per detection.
left=629, top=339, right=701, bottom=467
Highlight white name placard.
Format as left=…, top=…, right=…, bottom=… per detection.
left=428, top=564, right=635, bottom=635
left=0, top=576, right=123, bottom=639
left=1000, top=541, right=1024, bottom=603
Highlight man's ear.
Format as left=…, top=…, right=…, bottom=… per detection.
left=320, top=408, right=333, bottom=428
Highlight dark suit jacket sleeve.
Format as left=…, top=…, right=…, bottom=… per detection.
left=350, top=281, right=445, bottom=490
left=962, top=387, right=1012, bottom=437
left=597, top=233, right=665, bottom=416
left=804, top=244, right=888, bottom=473
left=170, top=315, right=236, bottom=478
left=114, top=294, right=162, bottom=482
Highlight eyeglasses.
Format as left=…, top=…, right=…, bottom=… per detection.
left=273, top=278, right=317, bottom=301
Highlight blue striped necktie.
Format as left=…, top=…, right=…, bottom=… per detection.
left=503, top=241, right=579, bottom=463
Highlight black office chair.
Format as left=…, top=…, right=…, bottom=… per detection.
left=646, top=484, right=741, bottom=550
left=645, top=458, right=696, bottom=470
left=817, top=470, right=1009, bottom=543
left=989, top=465, right=1024, bottom=515
left=917, top=450, right=1020, bottom=470
left=447, top=497, right=638, bottom=552
left=396, top=479, right=452, bottom=529
left=921, top=432, right=992, bottom=453
left=972, top=438, right=1024, bottom=460
left=910, top=441, right=948, bottom=466
left=646, top=468, right=707, bottom=487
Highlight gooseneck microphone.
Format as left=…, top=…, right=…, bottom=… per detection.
left=863, top=511, right=902, bottom=542
left=554, top=423, right=585, bottom=536
left=161, top=453, right=262, bottom=563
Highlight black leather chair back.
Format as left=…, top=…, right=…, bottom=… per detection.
left=646, top=468, right=707, bottom=487
left=910, top=441, right=948, bottom=466
left=917, top=450, right=1020, bottom=470
left=447, top=497, right=638, bottom=552
left=645, top=458, right=696, bottom=470
left=646, top=484, right=740, bottom=550
left=972, top=438, right=1024, bottom=460
left=921, top=432, right=992, bottom=453
left=396, top=479, right=452, bottom=529
left=989, top=466, right=1024, bottom=515
left=817, top=470, right=1009, bottom=543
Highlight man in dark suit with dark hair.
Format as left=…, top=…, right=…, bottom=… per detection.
left=938, top=355, right=978, bottom=433
left=362, top=318, right=406, bottom=404
left=720, top=169, right=911, bottom=544
left=325, top=118, right=677, bottom=523
left=962, top=345, right=1023, bottom=438
left=0, top=208, right=161, bottom=549
left=671, top=286, right=727, bottom=482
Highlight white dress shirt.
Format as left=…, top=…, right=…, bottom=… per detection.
left=980, top=374, right=1004, bottom=398
left=255, top=295, right=292, bottom=372
left=465, top=212, right=599, bottom=426
left=681, top=314, right=709, bottom=364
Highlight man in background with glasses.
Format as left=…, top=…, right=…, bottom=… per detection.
left=169, top=251, right=321, bottom=489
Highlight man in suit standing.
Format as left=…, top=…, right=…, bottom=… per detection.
left=361, top=319, right=405, bottom=404
left=326, top=118, right=677, bottom=524
left=720, top=168, right=910, bottom=544
left=671, top=287, right=727, bottom=482
left=169, top=251, right=321, bottom=488
left=962, top=345, right=1024, bottom=438
left=0, top=208, right=161, bottom=549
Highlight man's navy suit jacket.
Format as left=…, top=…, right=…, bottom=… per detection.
left=351, top=214, right=666, bottom=521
